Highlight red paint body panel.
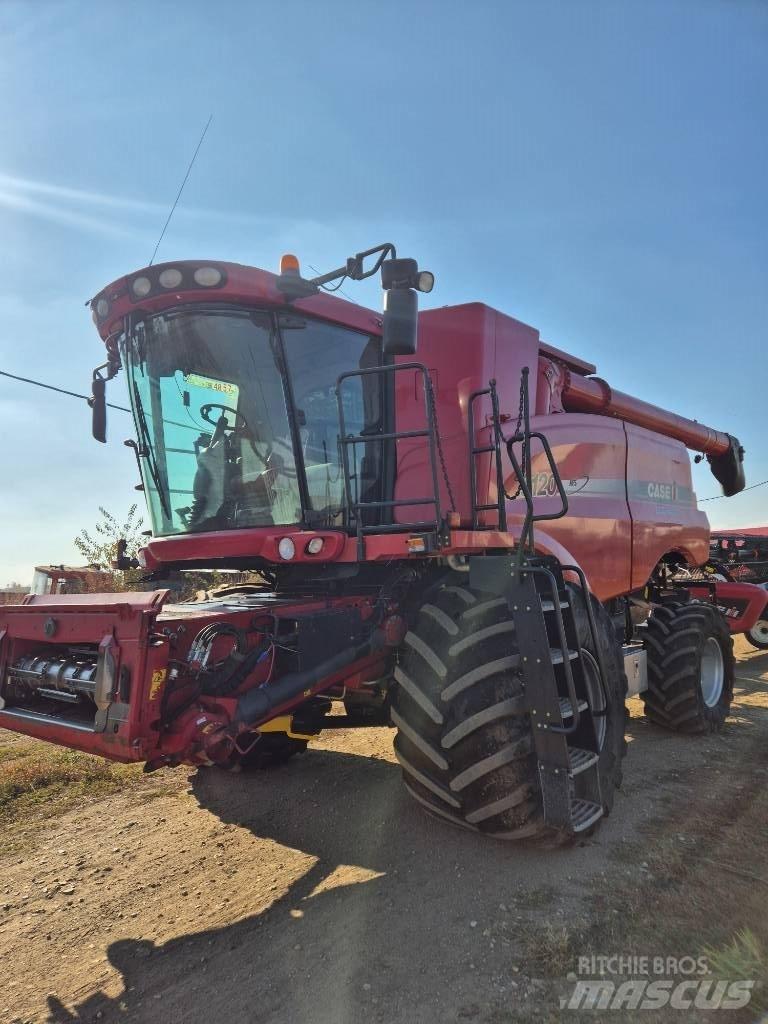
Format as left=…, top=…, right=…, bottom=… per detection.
left=143, top=528, right=346, bottom=572
left=624, top=424, right=709, bottom=590
left=391, top=304, right=541, bottom=522
left=505, top=414, right=633, bottom=600
left=690, top=581, right=768, bottom=634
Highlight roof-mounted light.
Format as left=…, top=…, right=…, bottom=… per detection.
left=193, top=266, right=223, bottom=287
left=280, top=253, right=301, bottom=275
left=158, top=268, right=183, bottom=289
left=276, top=253, right=319, bottom=301
left=131, top=276, right=152, bottom=298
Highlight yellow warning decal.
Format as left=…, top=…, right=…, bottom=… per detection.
left=149, top=669, right=167, bottom=700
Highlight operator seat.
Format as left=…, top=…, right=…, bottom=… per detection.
left=189, top=416, right=229, bottom=526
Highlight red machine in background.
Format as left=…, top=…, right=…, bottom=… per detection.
left=0, top=243, right=764, bottom=842
left=705, top=530, right=768, bottom=649
left=29, top=565, right=112, bottom=597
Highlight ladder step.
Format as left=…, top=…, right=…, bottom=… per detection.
left=540, top=599, right=570, bottom=612
left=559, top=697, right=588, bottom=719
left=567, top=747, right=599, bottom=776
left=570, top=798, right=603, bottom=832
left=550, top=648, right=579, bottom=664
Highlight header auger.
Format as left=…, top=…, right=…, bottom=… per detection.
left=0, top=242, right=763, bottom=843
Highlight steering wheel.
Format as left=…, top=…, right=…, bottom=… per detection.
left=200, top=403, right=248, bottom=430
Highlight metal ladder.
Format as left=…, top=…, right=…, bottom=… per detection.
left=507, top=558, right=607, bottom=833
left=469, top=367, right=610, bottom=834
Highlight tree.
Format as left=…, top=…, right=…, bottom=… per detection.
left=74, top=505, right=145, bottom=568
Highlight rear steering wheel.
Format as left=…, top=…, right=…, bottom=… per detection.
left=200, top=403, right=247, bottom=430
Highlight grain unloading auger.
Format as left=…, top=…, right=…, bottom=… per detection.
left=1, top=243, right=764, bottom=841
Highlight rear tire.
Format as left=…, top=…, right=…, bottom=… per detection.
left=642, top=602, right=733, bottom=732
left=746, top=614, right=768, bottom=651
left=391, top=575, right=627, bottom=840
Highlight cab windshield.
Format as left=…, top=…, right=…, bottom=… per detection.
left=121, top=308, right=383, bottom=537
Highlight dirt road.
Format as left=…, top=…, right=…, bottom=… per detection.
left=1, top=639, right=766, bottom=1023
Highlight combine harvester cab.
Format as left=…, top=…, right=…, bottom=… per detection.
left=1, top=241, right=765, bottom=842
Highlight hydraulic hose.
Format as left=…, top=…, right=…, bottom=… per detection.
left=235, top=633, right=385, bottom=726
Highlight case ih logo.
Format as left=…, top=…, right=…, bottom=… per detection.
left=647, top=481, right=677, bottom=502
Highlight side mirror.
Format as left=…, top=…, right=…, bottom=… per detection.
left=382, top=287, right=418, bottom=356
left=91, top=375, right=107, bottom=443
left=114, top=537, right=139, bottom=570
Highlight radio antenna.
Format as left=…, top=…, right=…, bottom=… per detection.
left=149, top=114, right=213, bottom=266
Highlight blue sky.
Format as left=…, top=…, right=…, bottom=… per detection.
left=0, top=0, right=766, bottom=584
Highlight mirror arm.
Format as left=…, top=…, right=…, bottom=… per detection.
left=308, top=243, right=398, bottom=288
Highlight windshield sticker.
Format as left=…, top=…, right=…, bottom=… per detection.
left=184, top=373, right=239, bottom=400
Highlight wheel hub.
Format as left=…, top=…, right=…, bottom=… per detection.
left=700, top=637, right=725, bottom=708
left=749, top=619, right=768, bottom=645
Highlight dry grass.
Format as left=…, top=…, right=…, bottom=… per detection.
left=0, top=736, right=148, bottom=854
left=525, top=924, right=578, bottom=975
left=704, top=929, right=767, bottom=1013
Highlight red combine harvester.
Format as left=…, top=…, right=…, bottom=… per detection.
left=0, top=244, right=765, bottom=842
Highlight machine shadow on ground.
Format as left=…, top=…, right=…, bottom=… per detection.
left=43, top=743, right=614, bottom=1024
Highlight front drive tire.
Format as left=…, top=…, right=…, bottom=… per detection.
left=391, top=576, right=627, bottom=841
left=642, top=602, right=734, bottom=732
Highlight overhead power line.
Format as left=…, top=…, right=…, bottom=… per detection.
left=699, top=479, right=768, bottom=503
left=0, top=369, right=130, bottom=412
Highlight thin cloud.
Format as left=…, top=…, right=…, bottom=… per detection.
left=0, top=189, right=144, bottom=239
left=0, top=170, right=369, bottom=260
left=0, top=170, right=285, bottom=228
left=0, top=172, right=164, bottom=214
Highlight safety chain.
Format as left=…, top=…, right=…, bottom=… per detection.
left=426, top=378, right=457, bottom=512
left=493, top=373, right=528, bottom=501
